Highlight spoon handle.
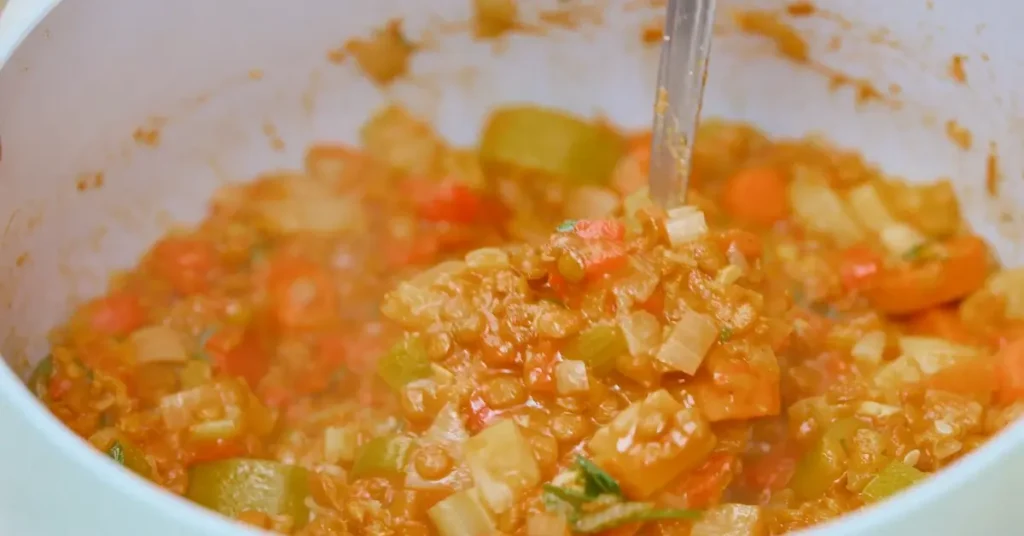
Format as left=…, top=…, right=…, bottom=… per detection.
left=648, top=0, right=717, bottom=209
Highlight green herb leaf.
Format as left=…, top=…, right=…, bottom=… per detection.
left=107, top=441, right=126, bottom=466
left=557, top=219, right=578, bottom=233
left=719, top=327, right=733, bottom=342
left=542, top=484, right=592, bottom=509
left=576, top=456, right=622, bottom=498
left=902, top=243, right=927, bottom=261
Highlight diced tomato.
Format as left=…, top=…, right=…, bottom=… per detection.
left=265, top=256, right=339, bottom=330
left=84, top=292, right=147, bottom=337
left=997, top=336, right=1024, bottom=403
left=573, top=219, right=626, bottom=241
left=413, top=181, right=485, bottom=224
left=465, top=390, right=500, bottom=434
left=47, top=374, right=74, bottom=400
left=187, top=437, right=248, bottom=466
left=838, top=244, right=884, bottom=291
left=743, top=445, right=797, bottom=494
left=317, top=333, right=349, bottom=368
left=661, top=452, right=738, bottom=509
left=205, top=326, right=271, bottom=388
left=151, top=236, right=220, bottom=295
left=581, top=242, right=629, bottom=278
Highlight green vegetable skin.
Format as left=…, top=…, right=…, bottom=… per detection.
left=377, top=338, right=432, bottom=391
left=860, top=460, right=926, bottom=503
left=186, top=459, right=310, bottom=526
left=480, top=107, right=627, bottom=185
left=27, top=355, right=52, bottom=398
left=107, top=440, right=153, bottom=479
left=351, top=435, right=415, bottom=479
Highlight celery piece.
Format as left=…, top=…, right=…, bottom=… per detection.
left=860, top=460, right=926, bottom=503
left=564, top=324, right=628, bottom=375
left=377, top=337, right=432, bottom=391
left=186, top=459, right=310, bottom=526
left=350, top=435, right=415, bottom=479
left=790, top=418, right=864, bottom=500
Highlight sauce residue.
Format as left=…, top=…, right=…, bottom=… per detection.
left=75, top=171, right=105, bottom=193
left=985, top=142, right=1000, bottom=197
left=949, top=54, right=968, bottom=84
left=944, top=120, right=972, bottom=151
left=732, top=8, right=895, bottom=107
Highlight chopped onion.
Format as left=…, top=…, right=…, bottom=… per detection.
left=851, top=331, right=886, bottom=366
left=555, top=360, right=590, bottom=395
left=987, top=267, right=1024, bottom=319
left=846, top=182, right=899, bottom=234
left=129, top=325, right=189, bottom=363
left=715, top=264, right=744, bottom=286
left=875, top=336, right=982, bottom=392
left=897, top=336, right=981, bottom=374
left=255, top=178, right=366, bottom=235
left=665, top=206, right=709, bottom=247
left=187, top=418, right=242, bottom=442
left=879, top=223, right=929, bottom=258
left=655, top=310, right=718, bottom=375
left=424, top=403, right=470, bottom=451
left=690, top=504, right=766, bottom=536
left=428, top=487, right=497, bottom=536
left=857, top=401, right=901, bottom=419
left=464, top=248, right=510, bottom=270
left=618, top=310, right=662, bottom=357
left=789, top=167, right=865, bottom=246
left=464, top=419, right=541, bottom=514
left=565, top=185, right=621, bottom=220
left=526, top=512, right=571, bottom=536
left=323, top=426, right=358, bottom=464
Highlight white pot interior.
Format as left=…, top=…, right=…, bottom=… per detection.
left=1, top=0, right=1023, bottom=535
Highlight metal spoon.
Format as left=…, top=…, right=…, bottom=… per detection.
left=648, top=0, right=717, bottom=209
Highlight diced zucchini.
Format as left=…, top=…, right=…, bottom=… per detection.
left=27, top=355, right=53, bottom=398
left=480, top=106, right=627, bottom=185
left=790, top=418, right=863, bottom=500
left=789, top=166, right=865, bottom=246
left=563, top=324, right=629, bottom=375
left=351, top=435, right=415, bottom=479
left=377, top=337, right=433, bottom=391
left=186, top=459, right=310, bottom=526
left=860, top=460, right=926, bottom=503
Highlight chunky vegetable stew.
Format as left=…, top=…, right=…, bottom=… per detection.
left=29, top=104, right=1024, bottom=535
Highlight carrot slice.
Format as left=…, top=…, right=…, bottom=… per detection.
left=863, top=236, right=990, bottom=316
left=997, top=336, right=1024, bottom=403
left=906, top=306, right=980, bottom=345
left=927, top=358, right=997, bottom=397
left=722, top=166, right=789, bottom=226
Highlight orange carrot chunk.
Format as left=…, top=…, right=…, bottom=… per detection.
left=722, top=166, right=789, bottom=226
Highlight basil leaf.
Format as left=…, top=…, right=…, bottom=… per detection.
left=576, top=456, right=622, bottom=498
